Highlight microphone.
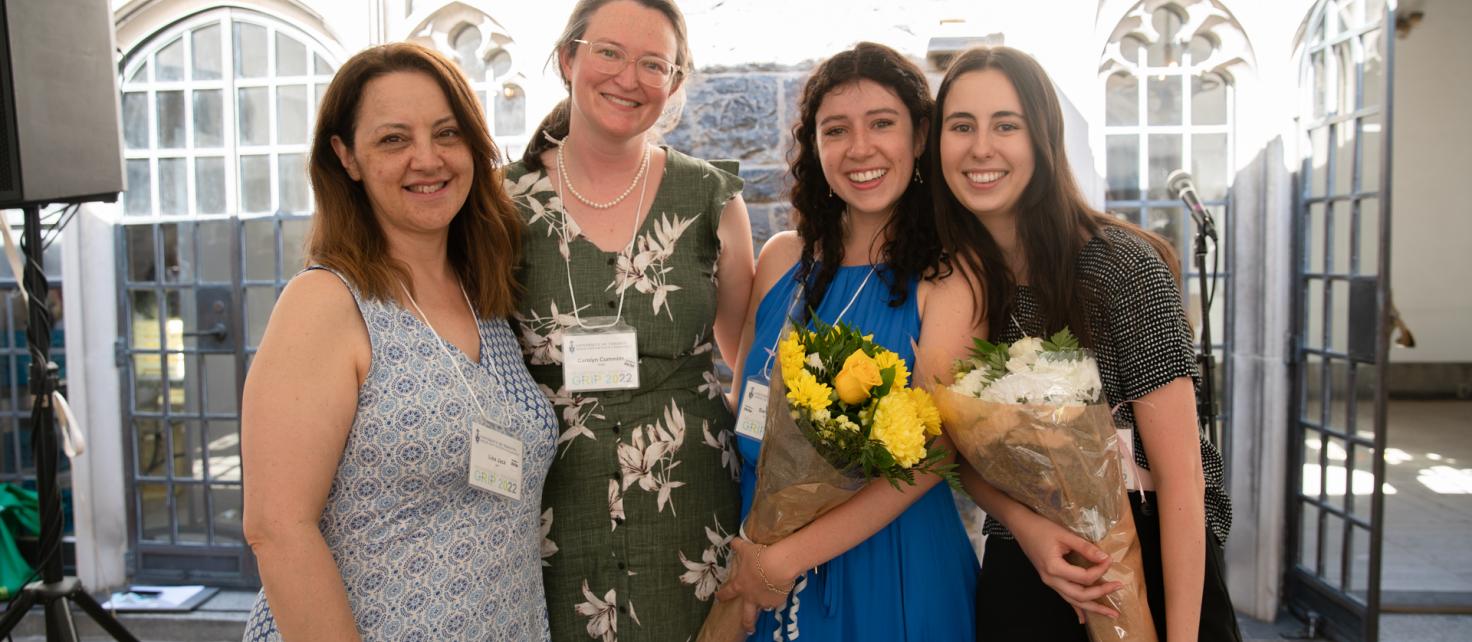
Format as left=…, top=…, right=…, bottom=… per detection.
left=1166, top=169, right=1217, bottom=241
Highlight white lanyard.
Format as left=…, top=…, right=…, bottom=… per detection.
left=758, top=265, right=876, bottom=378
left=398, top=280, right=498, bottom=419
left=553, top=139, right=653, bottom=330
left=400, top=280, right=527, bottom=499
left=738, top=265, right=878, bottom=443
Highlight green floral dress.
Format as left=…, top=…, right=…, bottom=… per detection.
left=504, top=148, right=743, bottom=642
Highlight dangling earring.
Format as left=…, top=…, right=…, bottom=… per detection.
left=829, top=185, right=835, bottom=198
left=913, top=166, right=923, bottom=184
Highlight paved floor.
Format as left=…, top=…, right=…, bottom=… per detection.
left=11, top=404, right=1469, bottom=641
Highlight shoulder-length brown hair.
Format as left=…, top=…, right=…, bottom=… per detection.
left=927, top=46, right=1179, bottom=346
left=307, top=41, right=521, bottom=317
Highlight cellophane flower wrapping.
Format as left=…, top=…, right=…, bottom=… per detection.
left=935, top=330, right=1157, bottom=642
left=698, top=320, right=954, bottom=642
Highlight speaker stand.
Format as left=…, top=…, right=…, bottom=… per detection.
left=0, top=205, right=136, bottom=642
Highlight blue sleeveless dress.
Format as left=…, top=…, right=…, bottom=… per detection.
left=735, top=263, right=978, bottom=642
left=243, top=268, right=557, bottom=641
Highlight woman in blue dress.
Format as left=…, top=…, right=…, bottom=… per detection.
left=714, top=42, right=980, bottom=641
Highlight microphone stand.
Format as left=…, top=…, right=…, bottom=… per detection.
left=1192, top=211, right=1220, bottom=449
left=0, top=205, right=137, bottom=642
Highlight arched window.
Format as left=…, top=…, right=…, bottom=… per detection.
left=1101, top=0, right=1252, bottom=440
left=409, top=7, right=529, bottom=160
left=120, top=10, right=336, bottom=218
left=114, top=8, right=338, bottom=582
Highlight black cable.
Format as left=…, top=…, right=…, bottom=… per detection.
left=41, top=204, right=81, bottom=251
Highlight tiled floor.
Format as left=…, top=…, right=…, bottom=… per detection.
left=12, top=403, right=1469, bottom=641
left=1379, top=401, right=1472, bottom=596
left=1248, top=400, right=1472, bottom=641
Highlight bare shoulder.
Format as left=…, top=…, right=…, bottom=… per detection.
left=918, top=266, right=982, bottom=324
left=253, top=270, right=370, bottom=379
left=756, top=231, right=802, bottom=276
left=753, top=231, right=803, bottom=299
left=275, top=269, right=361, bottom=326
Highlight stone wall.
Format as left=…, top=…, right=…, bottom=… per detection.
left=663, top=67, right=813, bottom=251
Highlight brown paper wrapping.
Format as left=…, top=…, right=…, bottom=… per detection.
left=933, top=386, right=1157, bottom=642
left=697, top=360, right=865, bottom=642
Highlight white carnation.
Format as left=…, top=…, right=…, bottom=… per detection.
left=952, top=366, right=993, bottom=398
left=1066, top=359, right=1103, bottom=402
left=806, top=352, right=825, bottom=372
left=1008, top=337, right=1044, bottom=361
left=978, top=370, right=1073, bottom=404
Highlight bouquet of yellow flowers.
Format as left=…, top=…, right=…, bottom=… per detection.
left=935, top=329, right=1155, bottom=642
left=698, top=318, right=955, bottom=642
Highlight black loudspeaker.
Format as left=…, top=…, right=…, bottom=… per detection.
left=0, top=0, right=124, bottom=209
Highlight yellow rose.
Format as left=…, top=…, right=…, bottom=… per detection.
left=872, top=350, right=909, bottom=389
left=833, top=350, right=884, bottom=405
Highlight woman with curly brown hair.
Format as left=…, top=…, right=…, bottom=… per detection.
left=715, top=42, right=979, bottom=641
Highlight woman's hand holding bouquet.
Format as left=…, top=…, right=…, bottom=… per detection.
left=699, top=318, right=956, bottom=642
left=935, top=329, right=1157, bottom=642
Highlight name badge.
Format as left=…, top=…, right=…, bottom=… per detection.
left=561, top=318, right=640, bottom=392
left=1116, top=427, right=1139, bottom=490
left=469, top=419, right=523, bottom=500
left=734, top=376, right=770, bottom=441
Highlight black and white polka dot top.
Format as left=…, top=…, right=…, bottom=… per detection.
left=979, top=226, right=1232, bottom=545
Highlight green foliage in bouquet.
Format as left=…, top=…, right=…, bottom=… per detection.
left=779, top=316, right=958, bottom=490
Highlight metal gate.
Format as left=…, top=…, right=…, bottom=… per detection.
left=1286, top=1, right=1395, bottom=640
left=117, top=212, right=308, bottom=586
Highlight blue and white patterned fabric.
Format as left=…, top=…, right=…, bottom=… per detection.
left=244, top=268, right=556, bottom=641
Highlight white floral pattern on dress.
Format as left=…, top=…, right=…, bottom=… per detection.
left=610, top=213, right=697, bottom=319
left=575, top=581, right=618, bottom=642
left=538, top=383, right=605, bottom=458
left=702, top=418, right=740, bottom=482
left=515, top=301, right=586, bottom=366
left=541, top=508, right=559, bottom=567
left=607, top=479, right=625, bottom=531
left=617, top=400, right=689, bottom=515
left=678, top=519, right=735, bottom=602
left=509, top=171, right=577, bottom=260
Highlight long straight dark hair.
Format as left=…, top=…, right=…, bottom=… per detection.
left=927, top=46, right=1179, bottom=346
left=790, top=42, right=942, bottom=316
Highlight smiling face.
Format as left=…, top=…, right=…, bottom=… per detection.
left=560, top=0, right=681, bottom=142
left=939, top=68, right=1035, bottom=224
left=331, top=71, right=473, bottom=241
left=814, top=79, right=924, bottom=220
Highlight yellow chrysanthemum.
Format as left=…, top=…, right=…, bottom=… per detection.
left=778, top=331, right=807, bottom=378
left=870, top=389, right=928, bottom=468
left=872, top=350, right=909, bottom=389
left=786, top=369, right=833, bottom=413
left=908, top=387, right=942, bottom=436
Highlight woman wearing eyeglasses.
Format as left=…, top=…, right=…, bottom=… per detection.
left=503, top=1, right=754, bottom=640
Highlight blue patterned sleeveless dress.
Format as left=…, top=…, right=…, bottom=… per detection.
left=243, top=268, right=557, bottom=641
left=735, top=263, right=978, bottom=642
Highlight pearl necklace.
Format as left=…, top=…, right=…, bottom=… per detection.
left=556, top=139, right=651, bottom=210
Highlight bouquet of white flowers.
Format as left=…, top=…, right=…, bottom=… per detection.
left=935, top=329, right=1156, bottom=642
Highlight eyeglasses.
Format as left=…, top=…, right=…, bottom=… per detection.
left=572, top=39, right=682, bottom=88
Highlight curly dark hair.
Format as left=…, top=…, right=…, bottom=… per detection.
left=788, top=42, right=943, bottom=318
